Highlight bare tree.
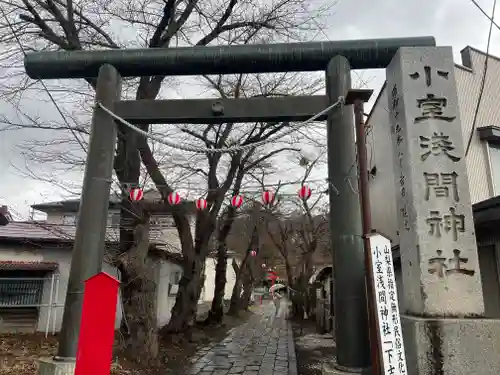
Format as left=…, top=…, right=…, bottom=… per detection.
left=0, top=0, right=332, bottom=361
left=214, top=196, right=284, bottom=318
left=224, top=202, right=266, bottom=316
left=263, top=155, right=329, bottom=318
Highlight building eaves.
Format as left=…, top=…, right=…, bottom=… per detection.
left=460, top=45, right=500, bottom=67
left=0, top=260, right=58, bottom=271
left=32, top=195, right=196, bottom=214
left=0, top=221, right=182, bottom=256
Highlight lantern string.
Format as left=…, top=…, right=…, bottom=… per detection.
left=96, top=97, right=344, bottom=154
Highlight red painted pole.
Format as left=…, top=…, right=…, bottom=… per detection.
left=75, top=272, right=120, bottom=375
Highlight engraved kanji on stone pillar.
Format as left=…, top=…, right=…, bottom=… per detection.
left=386, top=47, right=484, bottom=316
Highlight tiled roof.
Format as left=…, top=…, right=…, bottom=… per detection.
left=0, top=260, right=58, bottom=271
left=31, top=191, right=196, bottom=213
left=0, top=222, right=76, bottom=242
left=0, top=221, right=182, bottom=255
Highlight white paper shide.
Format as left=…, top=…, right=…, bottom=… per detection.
left=370, top=234, right=407, bottom=375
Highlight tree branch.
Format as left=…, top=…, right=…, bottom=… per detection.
left=149, top=0, right=176, bottom=47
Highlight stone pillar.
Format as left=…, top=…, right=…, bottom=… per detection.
left=326, top=56, right=370, bottom=372
left=386, top=47, right=500, bottom=375
left=386, top=46, right=484, bottom=316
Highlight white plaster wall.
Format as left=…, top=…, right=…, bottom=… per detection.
left=156, top=259, right=183, bottom=327
left=0, top=245, right=185, bottom=332
left=200, top=256, right=237, bottom=303
left=366, top=85, right=399, bottom=245
left=0, top=246, right=122, bottom=332
left=45, top=210, right=118, bottom=227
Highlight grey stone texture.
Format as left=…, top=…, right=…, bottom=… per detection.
left=401, top=315, right=500, bottom=375
left=385, top=46, right=499, bottom=375
left=386, top=46, right=484, bottom=316
left=187, top=302, right=298, bottom=375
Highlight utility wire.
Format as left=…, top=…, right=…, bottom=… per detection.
left=469, top=0, right=500, bottom=31
left=0, top=8, right=86, bottom=153
left=465, top=0, right=497, bottom=157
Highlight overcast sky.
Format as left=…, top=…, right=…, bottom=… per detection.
left=1, top=0, right=500, bottom=219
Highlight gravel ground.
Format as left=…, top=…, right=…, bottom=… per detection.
left=291, top=319, right=336, bottom=375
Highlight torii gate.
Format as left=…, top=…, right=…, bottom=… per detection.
left=24, top=36, right=435, bottom=374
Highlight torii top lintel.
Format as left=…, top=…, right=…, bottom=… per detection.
left=24, top=36, right=436, bottom=80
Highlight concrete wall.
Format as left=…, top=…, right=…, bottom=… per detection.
left=366, top=47, right=500, bottom=248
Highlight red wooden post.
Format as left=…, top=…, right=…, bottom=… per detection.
left=75, top=272, right=120, bottom=375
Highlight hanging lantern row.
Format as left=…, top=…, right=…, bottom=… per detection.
left=196, top=198, right=207, bottom=210
left=129, top=185, right=312, bottom=207
left=231, top=195, right=244, bottom=208
left=262, top=190, right=274, bottom=206
left=167, top=191, right=182, bottom=205
left=129, top=188, right=144, bottom=202
left=298, top=185, right=312, bottom=200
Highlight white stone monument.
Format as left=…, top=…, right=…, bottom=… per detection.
left=386, top=46, right=500, bottom=375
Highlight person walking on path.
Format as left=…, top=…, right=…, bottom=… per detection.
left=273, top=291, right=282, bottom=316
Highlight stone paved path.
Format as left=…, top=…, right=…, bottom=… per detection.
left=187, top=301, right=297, bottom=375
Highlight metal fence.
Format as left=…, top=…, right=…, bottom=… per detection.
left=0, top=278, right=44, bottom=306
left=0, top=274, right=62, bottom=336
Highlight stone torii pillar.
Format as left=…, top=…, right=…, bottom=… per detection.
left=386, top=46, right=500, bottom=375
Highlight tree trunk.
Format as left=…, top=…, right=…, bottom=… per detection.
left=227, top=256, right=248, bottom=315
left=239, top=270, right=254, bottom=311
left=165, top=253, right=205, bottom=332
left=302, top=252, right=314, bottom=317
left=206, top=204, right=239, bottom=323
left=117, top=221, right=159, bottom=364
left=206, top=243, right=227, bottom=324
left=283, top=258, right=302, bottom=318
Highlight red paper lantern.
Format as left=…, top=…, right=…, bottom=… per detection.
left=298, top=185, right=312, bottom=200
left=230, top=195, right=243, bottom=208
left=262, top=190, right=274, bottom=205
left=250, top=250, right=257, bottom=257
left=167, top=191, right=181, bottom=205
left=129, top=188, right=144, bottom=201
left=196, top=198, right=207, bottom=210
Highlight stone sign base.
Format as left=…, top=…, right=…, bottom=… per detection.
left=402, top=315, right=500, bottom=374
left=37, top=358, right=75, bottom=375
